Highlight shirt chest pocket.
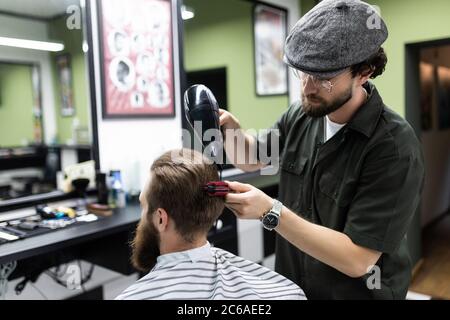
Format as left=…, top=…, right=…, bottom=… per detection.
left=280, top=155, right=308, bottom=209
left=281, top=155, right=308, bottom=176
left=318, top=171, right=354, bottom=208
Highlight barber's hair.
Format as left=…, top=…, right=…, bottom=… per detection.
left=351, top=47, right=387, bottom=79
left=146, top=148, right=224, bottom=242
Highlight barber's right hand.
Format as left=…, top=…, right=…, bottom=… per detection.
left=219, top=109, right=241, bottom=131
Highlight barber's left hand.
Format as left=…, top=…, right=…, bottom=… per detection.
left=224, top=181, right=273, bottom=220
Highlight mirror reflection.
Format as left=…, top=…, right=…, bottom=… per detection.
left=0, top=0, right=93, bottom=203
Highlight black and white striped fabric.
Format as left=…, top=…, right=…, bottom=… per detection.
left=116, top=242, right=306, bottom=300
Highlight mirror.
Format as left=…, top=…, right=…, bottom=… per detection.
left=0, top=0, right=94, bottom=204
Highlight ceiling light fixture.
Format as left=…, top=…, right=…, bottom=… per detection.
left=0, top=36, right=64, bottom=52
left=181, top=5, right=195, bottom=20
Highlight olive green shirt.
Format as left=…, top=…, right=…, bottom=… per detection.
left=258, top=82, right=425, bottom=299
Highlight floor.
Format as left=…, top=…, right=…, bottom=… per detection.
left=409, top=213, right=450, bottom=300
left=2, top=260, right=138, bottom=300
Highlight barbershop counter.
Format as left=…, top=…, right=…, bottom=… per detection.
left=0, top=169, right=279, bottom=276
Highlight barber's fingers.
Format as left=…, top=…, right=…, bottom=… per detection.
left=224, top=181, right=254, bottom=204
left=225, top=203, right=245, bottom=218
left=219, top=109, right=228, bottom=126
left=225, top=181, right=252, bottom=193
left=226, top=203, right=259, bottom=220
left=225, top=192, right=247, bottom=204
left=219, top=109, right=240, bottom=130
left=225, top=193, right=244, bottom=204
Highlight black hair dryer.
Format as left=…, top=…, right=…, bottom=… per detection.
left=183, top=84, right=224, bottom=168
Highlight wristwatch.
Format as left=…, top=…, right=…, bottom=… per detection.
left=260, top=199, right=283, bottom=231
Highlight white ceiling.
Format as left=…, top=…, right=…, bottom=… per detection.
left=0, top=0, right=80, bottom=19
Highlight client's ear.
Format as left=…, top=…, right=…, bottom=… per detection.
left=155, top=208, right=169, bottom=232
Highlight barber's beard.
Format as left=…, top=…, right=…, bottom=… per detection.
left=130, top=218, right=160, bottom=273
left=302, top=86, right=353, bottom=118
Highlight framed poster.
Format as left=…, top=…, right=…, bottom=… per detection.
left=55, top=54, right=75, bottom=117
left=98, top=0, right=175, bottom=118
left=253, top=3, right=288, bottom=96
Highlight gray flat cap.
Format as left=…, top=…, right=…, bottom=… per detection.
left=284, top=0, right=388, bottom=79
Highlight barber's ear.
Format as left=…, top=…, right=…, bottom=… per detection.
left=155, top=208, right=169, bottom=232
left=357, top=68, right=374, bottom=86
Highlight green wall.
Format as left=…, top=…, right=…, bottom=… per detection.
left=299, top=0, right=450, bottom=118
left=367, top=0, right=450, bottom=117
left=300, top=0, right=317, bottom=16
left=184, top=0, right=289, bottom=130
left=48, top=15, right=89, bottom=144
left=0, top=63, right=34, bottom=147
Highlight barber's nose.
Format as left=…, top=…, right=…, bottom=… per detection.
left=302, top=76, right=318, bottom=95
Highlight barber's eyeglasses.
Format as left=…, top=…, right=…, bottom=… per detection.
left=291, top=68, right=352, bottom=93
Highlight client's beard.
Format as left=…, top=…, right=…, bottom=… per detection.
left=130, top=218, right=160, bottom=273
left=302, top=86, right=352, bottom=118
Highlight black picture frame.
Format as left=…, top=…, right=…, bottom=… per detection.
left=97, top=0, right=176, bottom=119
left=252, top=2, right=288, bottom=97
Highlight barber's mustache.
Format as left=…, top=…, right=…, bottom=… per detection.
left=304, top=94, right=325, bottom=103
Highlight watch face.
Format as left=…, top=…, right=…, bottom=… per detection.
left=262, top=213, right=279, bottom=230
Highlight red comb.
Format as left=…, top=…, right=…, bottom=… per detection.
left=203, top=181, right=229, bottom=197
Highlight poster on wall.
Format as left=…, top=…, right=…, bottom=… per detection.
left=253, top=3, right=288, bottom=96
left=98, top=0, right=175, bottom=119
left=56, top=54, right=75, bottom=117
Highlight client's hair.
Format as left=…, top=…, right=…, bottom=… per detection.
left=145, top=148, right=224, bottom=242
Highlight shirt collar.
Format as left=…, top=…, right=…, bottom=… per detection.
left=346, top=82, right=384, bottom=138
left=156, top=241, right=212, bottom=265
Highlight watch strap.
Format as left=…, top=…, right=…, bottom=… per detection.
left=260, top=199, right=282, bottom=221
left=271, top=199, right=282, bottom=217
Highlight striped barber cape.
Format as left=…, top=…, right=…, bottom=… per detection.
left=116, top=242, right=306, bottom=300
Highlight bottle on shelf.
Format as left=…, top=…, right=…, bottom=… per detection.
left=108, top=170, right=126, bottom=208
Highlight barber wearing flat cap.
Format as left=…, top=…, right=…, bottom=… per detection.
left=220, top=0, right=424, bottom=299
